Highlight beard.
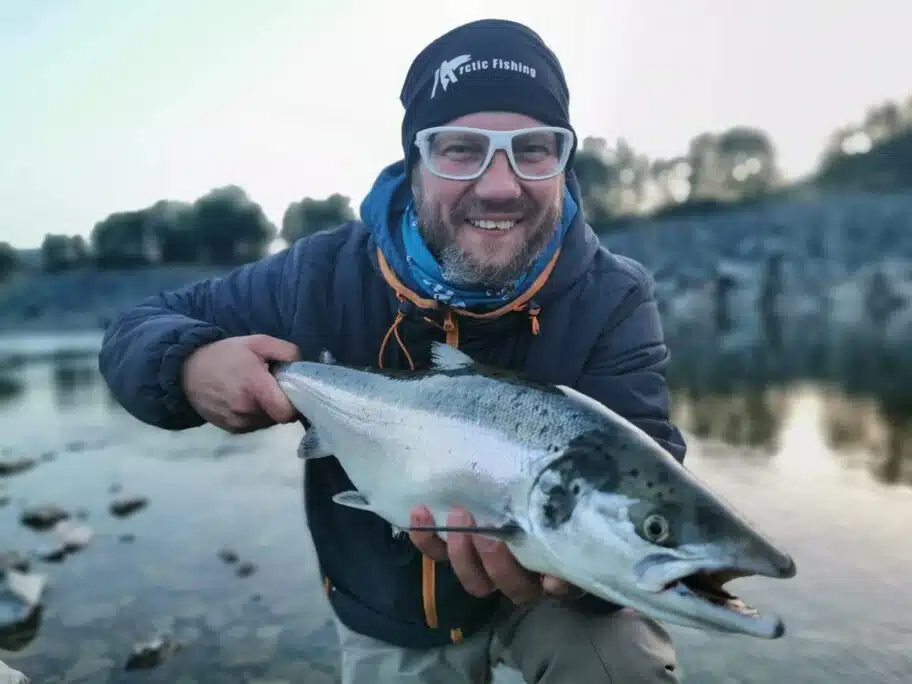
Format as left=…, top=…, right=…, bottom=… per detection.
left=412, top=179, right=563, bottom=289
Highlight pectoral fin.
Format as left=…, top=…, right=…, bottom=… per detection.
left=332, top=490, right=524, bottom=543
left=297, top=427, right=333, bottom=460
left=402, top=520, right=523, bottom=542
left=332, top=490, right=378, bottom=512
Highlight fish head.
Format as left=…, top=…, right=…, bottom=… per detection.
left=525, top=428, right=797, bottom=639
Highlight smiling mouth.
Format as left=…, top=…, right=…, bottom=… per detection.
left=467, top=219, right=521, bottom=231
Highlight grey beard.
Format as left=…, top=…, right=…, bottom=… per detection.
left=436, top=240, right=531, bottom=288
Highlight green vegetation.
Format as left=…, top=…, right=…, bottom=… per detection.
left=1, top=93, right=910, bottom=282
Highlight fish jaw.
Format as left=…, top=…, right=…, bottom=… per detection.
left=571, top=573, right=787, bottom=639
left=624, top=550, right=790, bottom=639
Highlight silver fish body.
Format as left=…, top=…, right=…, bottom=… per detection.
left=274, top=343, right=797, bottom=639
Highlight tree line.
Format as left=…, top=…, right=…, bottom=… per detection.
left=2, top=91, right=911, bottom=281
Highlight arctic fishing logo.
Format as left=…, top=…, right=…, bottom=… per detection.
left=430, top=54, right=538, bottom=99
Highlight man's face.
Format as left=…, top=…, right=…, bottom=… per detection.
left=411, top=112, right=565, bottom=288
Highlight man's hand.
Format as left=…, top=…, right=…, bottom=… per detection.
left=407, top=505, right=582, bottom=605
left=181, top=334, right=301, bottom=433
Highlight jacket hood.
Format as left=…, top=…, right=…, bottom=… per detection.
left=359, top=159, right=601, bottom=306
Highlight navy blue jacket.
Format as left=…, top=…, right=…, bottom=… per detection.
left=98, top=161, right=687, bottom=649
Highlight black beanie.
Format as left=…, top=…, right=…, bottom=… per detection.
left=399, top=19, right=577, bottom=173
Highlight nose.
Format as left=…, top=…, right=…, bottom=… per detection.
left=750, top=536, right=798, bottom=579
left=474, top=151, right=521, bottom=199
left=776, top=552, right=797, bottom=579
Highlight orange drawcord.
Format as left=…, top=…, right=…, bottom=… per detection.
left=377, top=299, right=416, bottom=371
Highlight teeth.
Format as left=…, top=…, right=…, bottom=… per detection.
left=469, top=219, right=516, bottom=231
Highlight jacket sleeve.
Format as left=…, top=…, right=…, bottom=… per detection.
left=569, top=264, right=688, bottom=615
left=575, top=268, right=687, bottom=463
left=98, top=239, right=317, bottom=431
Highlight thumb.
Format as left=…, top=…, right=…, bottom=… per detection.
left=246, top=334, right=301, bottom=363
left=248, top=368, right=298, bottom=424
left=542, top=575, right=586, bottom=600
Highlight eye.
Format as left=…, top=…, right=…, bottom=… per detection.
left=641, top=513, right=671, bottom=544
left=516, top=143, right=551, bottom=159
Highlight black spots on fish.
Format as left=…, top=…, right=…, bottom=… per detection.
left=624, top=464, right=678, bottom=504
left=534, top=430, right=621, bottom=530
left=434, top=364, right=565, bottom=397
left=480, top=368, right=566, bottom=396
left=540, top=482, right=577, bottom=529
left=558, top=430, right=622, bottom=492
left=524, top=396, right=553, bottom=424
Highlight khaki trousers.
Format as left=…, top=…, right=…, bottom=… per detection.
left=333, top=599, right=680, bottom=684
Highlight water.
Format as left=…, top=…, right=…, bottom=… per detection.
left=0, top=332, right=910, bottom=683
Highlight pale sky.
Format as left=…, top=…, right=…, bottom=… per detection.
left=1, top=0, right=909, bottom=249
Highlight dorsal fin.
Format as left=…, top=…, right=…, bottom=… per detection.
left=429, top=341, right=475, bottom=370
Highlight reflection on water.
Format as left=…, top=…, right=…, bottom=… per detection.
left=3, top=331, right=910, bottom=488
left=664, top=325, right=912, bottom=487
left=0, top=328, right=910, bottom=683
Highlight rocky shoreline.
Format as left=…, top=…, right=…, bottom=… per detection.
left=2, top=192, right=911, bottom=339
left=0, top=266, right=228, bottom=335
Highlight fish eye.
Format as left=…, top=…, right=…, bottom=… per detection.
left=642, top=513, right=671, bottom=544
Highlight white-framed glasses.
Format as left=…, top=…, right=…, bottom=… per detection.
left=414, top=125, right=575, bottom=181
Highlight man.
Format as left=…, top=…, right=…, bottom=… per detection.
left=99, top=18, right=686, bottom=684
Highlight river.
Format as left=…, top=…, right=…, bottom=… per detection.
left=0, top=328, right=909, bottom=683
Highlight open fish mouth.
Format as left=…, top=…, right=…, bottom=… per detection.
left=666, top=569, right=762, bottom=619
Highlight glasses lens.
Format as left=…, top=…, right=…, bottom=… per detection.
left=422, top=128, right=573, bottom=179
left=426, top=130, right=492, bottom=179
left=510, top=129, right=571, bottom=179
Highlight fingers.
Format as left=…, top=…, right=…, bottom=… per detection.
left=247, top=368, right=298, bottom=423
left=408, top=506, right=448, bottom=562
left=244, top=335, right=301, bottom=424
left=246, top=334, right=302, bottom=363
left=406, top=506, right=555, bottom=604
left=471, top=533, right=543, bottom=605
left=222, top=411, right=276, bottom=434
left=446, top=509, right=497, bottom=598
